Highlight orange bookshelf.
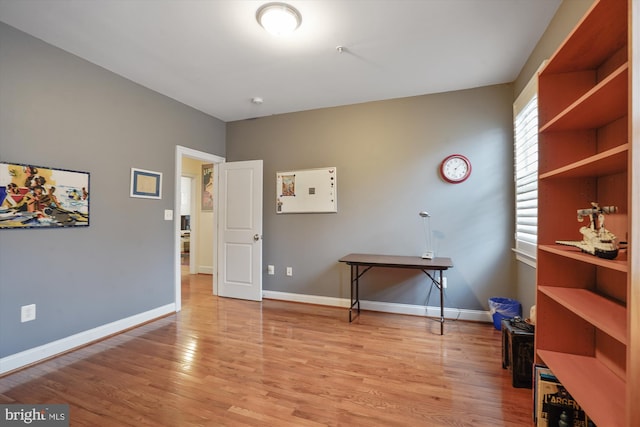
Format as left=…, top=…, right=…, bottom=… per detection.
left=535, top=1, right=639, bottom=426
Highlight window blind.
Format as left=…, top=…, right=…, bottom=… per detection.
left=513, top=68, right=541, bottom=265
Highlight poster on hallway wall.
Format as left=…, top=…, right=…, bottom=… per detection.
left=276, top=167, right=337, bottom=214
left=0, top=162, right=89, bottom=229
left=202, top=163, right=213, bottom=211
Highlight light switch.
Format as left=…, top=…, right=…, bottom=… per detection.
left=164, top=209, right=173, bottom=220
left=21, top=304, right=36, bottom=322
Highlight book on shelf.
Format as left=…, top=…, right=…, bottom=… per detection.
left=534, top=365, right=595, bottom=427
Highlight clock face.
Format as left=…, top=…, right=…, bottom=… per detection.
left=440, top=154, right=471, bottom=183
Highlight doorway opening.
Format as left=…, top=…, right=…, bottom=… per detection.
left=174, top=145, right=224, bottom=312
left=179, top=175, right=195, bottom=274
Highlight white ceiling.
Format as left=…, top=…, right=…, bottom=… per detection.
left=0, top=0, right=561, bottom=122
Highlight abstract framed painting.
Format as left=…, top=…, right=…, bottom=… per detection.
left=130, top=168, right=162, bottom=200
left=0, top=162, right=90, bottom=229
left=201, top=163, right=213, bottom=211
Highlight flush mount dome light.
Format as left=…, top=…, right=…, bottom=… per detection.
left=256, top=2, right=302, bottom=36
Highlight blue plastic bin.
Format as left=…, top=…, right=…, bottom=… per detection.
left=488, top=297, right=522, bottom=330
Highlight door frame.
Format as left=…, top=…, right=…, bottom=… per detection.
left=174, top=145, right=225, bottom=312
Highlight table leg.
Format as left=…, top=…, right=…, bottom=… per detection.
left=348, top=264, right=369, bottom=322
left=349, top=265, right=354, bottom=322
left=439, top=269, right=444, bottom=335
left=349, top=264, right=361, bottom=322
left=356, top=265, right=360, bottom=314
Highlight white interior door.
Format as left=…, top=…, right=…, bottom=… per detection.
left=217, top=160, right=263, bottom=301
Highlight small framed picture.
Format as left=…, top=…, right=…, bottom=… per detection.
left=130, top=168, right=162, bottom=199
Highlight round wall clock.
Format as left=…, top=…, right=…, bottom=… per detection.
left=440, top=154, right=471, bottom=183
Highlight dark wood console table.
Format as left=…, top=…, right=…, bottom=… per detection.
left=338, top=253, right=453, bottom=335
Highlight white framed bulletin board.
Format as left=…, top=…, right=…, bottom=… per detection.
left=276, top=167, right=337, bottom=213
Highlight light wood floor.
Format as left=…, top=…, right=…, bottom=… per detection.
left=0, top=271, right=533, bottom=426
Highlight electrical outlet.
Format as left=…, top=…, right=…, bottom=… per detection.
left=267, top=265, right=275, bottom=275
left=21, top=304, right=36, bottom=322
left=442, top=277, right=448, bottom=288
left=286, top=267, right=293, bottom=276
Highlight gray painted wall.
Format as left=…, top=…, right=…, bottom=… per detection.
left=0, top=22, right=225, bottom=358
left=227, top=85, right=516, bottom=312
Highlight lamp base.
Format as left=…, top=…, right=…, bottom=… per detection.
left=421, top=251, right=434, bottom=259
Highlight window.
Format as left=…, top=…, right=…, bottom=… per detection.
left=513, top=69, right=541, bottom=267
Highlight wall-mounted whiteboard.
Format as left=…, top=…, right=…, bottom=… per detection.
left=276, top=167, right=337, bottom=213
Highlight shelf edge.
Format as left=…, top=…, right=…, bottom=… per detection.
left=539, top=143, right=628, bottom=180
left=538, top=245, right=628, bottom=272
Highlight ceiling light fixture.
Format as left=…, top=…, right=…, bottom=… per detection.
left=256, top=2, right=302, bottom=36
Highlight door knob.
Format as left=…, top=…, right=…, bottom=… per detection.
left=253, top=234, right=262, bottom=241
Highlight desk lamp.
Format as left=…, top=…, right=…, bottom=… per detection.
left=419, top=211, right=434, bottom=259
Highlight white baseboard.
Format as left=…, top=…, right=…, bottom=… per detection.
left=0, top=303, right=175, bottom=375
left=262, top=290, right=350, bottom=308
left=262, top=291, right=491, bottom=322
left=199, top=266, right=213, bottom=274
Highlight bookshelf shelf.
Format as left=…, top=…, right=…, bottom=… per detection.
left=539, top=144, right=628, bottom=180
left=542, top=0, right=626, bottom=73
left=538, top=286, right=626, bottom=344
left=538, top=244, right=627, bottom=273
left=540, top=64, right=628, bottom=133
left=537, top=350, right=625, bottom=427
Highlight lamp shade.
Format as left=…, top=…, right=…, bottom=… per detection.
left=256, top=3, right=302, bottom=36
